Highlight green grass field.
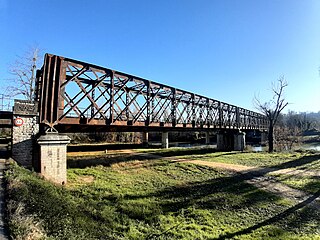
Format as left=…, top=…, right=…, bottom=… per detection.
left=5, top=148, right=320, bottom=239
left=139, top=147, right=319, bottom=168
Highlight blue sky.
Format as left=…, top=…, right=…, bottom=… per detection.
left=1, top=0, right=320, bottom=112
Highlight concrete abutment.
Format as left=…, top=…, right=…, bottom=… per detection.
left=12, top=100, right=39, bottom=168
left=37, top=133, right=70, bottom=185
left=12, top=100, right=71, bottom=185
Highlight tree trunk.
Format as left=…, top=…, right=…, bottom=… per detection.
left=268, top=123, right=274, bottom=152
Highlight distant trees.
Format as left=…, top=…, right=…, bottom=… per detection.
left=69, top=132, right=142, bottom=144
left=254, top=77, right=289, bottom=152
left=271, top=111, right=320, bottom=151
left=273, top=114, right=302, bottom=151
left=286, top=111, right=320, bottom=131
left=5, top=47, right=41, bottom=101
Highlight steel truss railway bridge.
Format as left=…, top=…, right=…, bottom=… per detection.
left=36, top=54, right=267, bottom=132
left=10, top=54, right=268, bottom=184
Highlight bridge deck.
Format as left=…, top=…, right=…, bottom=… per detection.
left=36, top=54, right=268, bottom=133
left=54, top=118, right=259, bottom=133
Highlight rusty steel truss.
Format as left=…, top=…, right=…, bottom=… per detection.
left=35, top=54, right=268, bottom=132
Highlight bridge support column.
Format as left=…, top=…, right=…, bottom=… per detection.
left=217, top=131, right=233, bottom=151
left=217, top=130, right=246, bottom=151
left=142, top=132, right=149, bottom=147
left=234, top=131, right=246, bottom=151
left=162, top=132, right=169, bottom=149
left=205, top=132, right=210, bottom=144
left=37, top=132, right=70, bottom=185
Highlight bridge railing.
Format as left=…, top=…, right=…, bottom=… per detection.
left=35, top=54, right=268, bottom=131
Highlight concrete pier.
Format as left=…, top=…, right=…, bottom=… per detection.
left=234, top=131, right=246, bottom=151
left=162, top=132, right=169, bottom=149
left=205, top=132, right=210, bottom=144
left=142, top=132, right=149, bottom=147
left=217, top=131, right=232, bottom=151
left=217, top=130, right=246, bottom=151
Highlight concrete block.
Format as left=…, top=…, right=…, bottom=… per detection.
left=37, top=133, right=70, bottom=185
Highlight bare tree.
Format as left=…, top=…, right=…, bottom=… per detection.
left=5, top=47, right=42, bottom=101
left=274, top=124, right=302, bottom=151
left=254, top=77, right=289, bottom=152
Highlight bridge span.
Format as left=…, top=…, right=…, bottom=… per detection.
left=35, top=54, right=268, bottom=133
left=9, top=53, right=268, bottom=184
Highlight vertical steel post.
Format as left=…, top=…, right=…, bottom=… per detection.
left=109, top=71, right=114, bottom=124
left=236, top=107, right=240, bottom=128
left=171, top=88, right=176, bottom=127
left=151, top=97, right=154, bottom=123
left=91, top=84, right=95, bottom=119
left=206, top=98, right=210, bottom=128
left=192, top=94, right=195, bottom=127
left=58, top=62, right=66, bottom=118
left=146, top=81, right=151, bottom=126
left=126, top=90, right=130, bottom=121
left=218, top=101, right=222, bottom=128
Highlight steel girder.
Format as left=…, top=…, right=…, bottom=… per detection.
left=35, top=54, right=269, bottom=132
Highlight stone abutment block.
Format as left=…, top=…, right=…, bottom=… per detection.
left=37, top=133, right=70, bottom=185
left=12, top=100, right=39, bottom=168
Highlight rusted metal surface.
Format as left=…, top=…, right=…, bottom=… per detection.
left=36, top=54, right=268, bottom=132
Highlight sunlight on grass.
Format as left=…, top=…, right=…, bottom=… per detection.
left=181, top=151, right=305, bottom=167
left=272, top=174, right=320, bottom=194
left=140, top=147, right=320, bottom=170
left=5, top=152, right=320, bottom=239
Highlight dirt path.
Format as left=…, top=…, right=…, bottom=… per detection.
left=171, top=159, right=256, bottom=172
left=170, top=158, right=320, bottom=177
left=167, top=157, right=320, bottom=207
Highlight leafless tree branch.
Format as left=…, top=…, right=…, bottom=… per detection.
left=4, top=47, right=43, bottom=101
left=254, top=76, right=289, bottom=152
